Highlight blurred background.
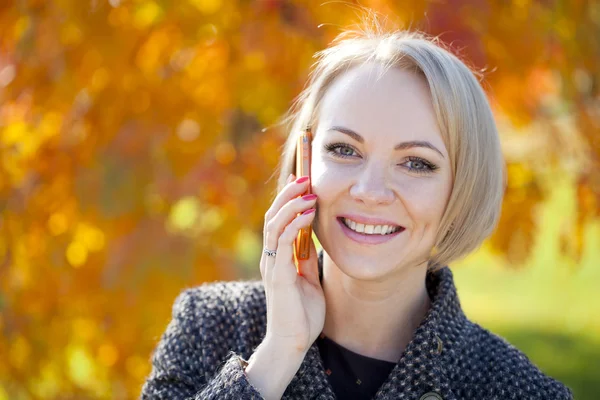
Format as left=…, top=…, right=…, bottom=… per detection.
left=0, top=0, right=598, bottom=399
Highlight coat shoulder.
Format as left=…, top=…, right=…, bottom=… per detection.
left=175, top=279, right=266, bottom=319
left=172, top=279, right=267, bottom=373
left=456, top=320, right=574, bottom=400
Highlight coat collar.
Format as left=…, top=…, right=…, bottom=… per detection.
left=283, top=249, right=468, bottom=400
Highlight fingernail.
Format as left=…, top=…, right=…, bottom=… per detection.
left=286, top=174, right=294, bottom=183
left=302, top=208, right=316, bottom=215
left=296, top=176, right=309, bottom=184
left=302, top=194, right=317, bottom=201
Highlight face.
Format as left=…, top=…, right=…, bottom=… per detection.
left=310, top=62, right=453, bottom=282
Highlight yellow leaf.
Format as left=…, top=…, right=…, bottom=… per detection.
left=189, top=0, right=223, bottom=15
left=97, top=343, right=119, bottom=367
left=75, top=223, right=106, bottom=252
left=133, top=1, right=163, bottom=29
left=168, top=197, right=201, bottom=231
left=31, top=362, right=61, bottom=399
left=66, top=344, right=97, bottom=389
left=2, top=122, right=29, bottom=146
left=13, top=16, right=30, bottom=41
left=67, top=241, right=88, bottom=268
left=0, top=385, right=8, bottom=400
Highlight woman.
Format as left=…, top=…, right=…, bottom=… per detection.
left=140, top=23, right=573, bottom=400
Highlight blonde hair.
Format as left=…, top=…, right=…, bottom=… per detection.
left=270, top=16, right=506, bottom=271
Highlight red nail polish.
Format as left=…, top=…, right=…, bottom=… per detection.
left=302, top=194, right=317, bottom=201
left=302, top=208, right=316, bottom=215
left=296, top=176, right=309, bottom=184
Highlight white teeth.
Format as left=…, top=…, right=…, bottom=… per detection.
left=342, top=218, right=401, bottom=235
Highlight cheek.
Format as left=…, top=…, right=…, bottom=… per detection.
left=309, top=158, right=350, bottom=200
left=401, top=179, right=450, bottom=224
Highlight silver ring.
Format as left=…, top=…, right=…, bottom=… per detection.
left=263, top=248, right=277, bottom=257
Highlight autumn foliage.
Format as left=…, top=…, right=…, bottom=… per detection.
left=0, top=0, right=598, bottom=398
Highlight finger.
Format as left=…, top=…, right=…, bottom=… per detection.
left=264, top=173, right=296, bottom=242
left=261, top=173, right=296, bottom=315
left=264, top=175, right=310, bottom=233
left=260, top=247, right=276, bottom=322
left=261, top=172, right=298, bottom=327
left=268, top=208, right=316, bottom=285
left=264, top=192, right=317, bottom=275
left=261, top=173, right=296, bottom=279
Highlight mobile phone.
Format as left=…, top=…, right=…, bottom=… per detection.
left=293, top=127, right=312, bottom=273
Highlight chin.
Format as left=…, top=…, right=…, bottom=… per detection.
left=328, top=250, right=403, bottom=281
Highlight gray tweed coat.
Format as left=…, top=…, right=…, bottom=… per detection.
left=140, top=250, right=573, bottom=399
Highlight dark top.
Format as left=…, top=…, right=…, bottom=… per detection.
left=316, top=333, right=396, bottom=399
left=140, top=248, right=574, bottom=400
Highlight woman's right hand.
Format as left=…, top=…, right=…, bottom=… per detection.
left=260, top=173, right=325, bottom=355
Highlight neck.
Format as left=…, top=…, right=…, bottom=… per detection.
left=320, top=252, right=431, bottom=363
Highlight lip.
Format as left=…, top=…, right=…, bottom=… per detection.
left=337, top=214, right=403, bottom=228
left=337, top=217, right=405, bottom=245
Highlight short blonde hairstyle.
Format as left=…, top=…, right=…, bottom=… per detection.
left=270, top=17, right=506, bottom=271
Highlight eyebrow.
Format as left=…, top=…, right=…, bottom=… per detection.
left=327, top=126, right=445, bottom=159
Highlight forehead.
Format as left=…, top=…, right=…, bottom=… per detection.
left=318, top=62, right=445, bottom=150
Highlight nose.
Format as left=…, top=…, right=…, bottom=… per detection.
left=349, top=162, right=395, bottom=205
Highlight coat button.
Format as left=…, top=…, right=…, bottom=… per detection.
left=419, top=393, right=443, bottom=400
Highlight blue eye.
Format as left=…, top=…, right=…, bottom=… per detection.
left=323, top=143, right=438, bottom=175
left=404, top=157, right=435, bottom=173
left=324, top=143, right=356, bottom=158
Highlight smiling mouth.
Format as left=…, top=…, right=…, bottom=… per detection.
left=337, top=217, right=404, bottom=235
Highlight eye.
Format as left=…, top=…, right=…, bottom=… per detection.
left=324, top=143, right=357, bottom=159
left=325, top=143, right=439, bottom=174
left=402, top=157, right=437, bottom=174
